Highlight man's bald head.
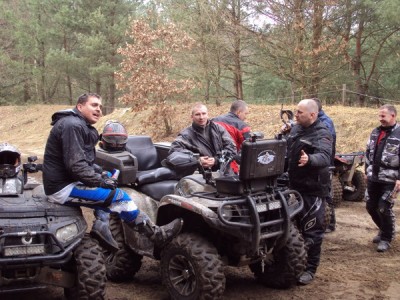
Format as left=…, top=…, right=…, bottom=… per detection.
left=295, top=99, right=318, bottom=127
left=300, top=99, right=319, bottom=113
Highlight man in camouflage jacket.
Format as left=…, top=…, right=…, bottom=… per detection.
left=365, top=104, right=400, bottom=252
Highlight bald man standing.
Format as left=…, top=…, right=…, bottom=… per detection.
left=286, top=99, right=333, bottom=285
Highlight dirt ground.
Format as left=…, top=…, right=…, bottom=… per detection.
left=3, top=200, right=400, bottom=300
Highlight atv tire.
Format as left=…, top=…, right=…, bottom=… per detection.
left=324, top=202, right=332, bottom=231
left=343, top=170, right=366, bottom=202
left=64, top=234, right=106, bottom=300
left=103, top=214, right=143, bottom=282
left=332, top=175, right=343, bottom=207
left=161, top=233, right=225, bottom=300
left=249, top=223, right=306, bottom=289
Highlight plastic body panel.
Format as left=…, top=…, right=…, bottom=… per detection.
left=95, top=149, right=138, bottom=185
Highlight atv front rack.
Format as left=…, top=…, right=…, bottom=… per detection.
left=216, top=189, right=303, bottom=255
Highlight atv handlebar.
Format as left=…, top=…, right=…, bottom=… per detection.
left=277, top=105, right=295, bottom=137
left=23, top=156, right=43, bottom=173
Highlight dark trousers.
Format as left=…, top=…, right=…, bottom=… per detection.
left=296, top=194, right=326, bottom=274
left=366, top=181, right=396, bottom=242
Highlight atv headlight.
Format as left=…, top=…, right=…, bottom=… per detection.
left=221, top=205, right=233, bottom=220
left=56, top=223, right=78, bottom=243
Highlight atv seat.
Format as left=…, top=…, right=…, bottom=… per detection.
left=126, top=136, right=178, bottom=200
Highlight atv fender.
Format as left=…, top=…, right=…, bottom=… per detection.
left=159, top=194, right=218, bottom=220
left=121, top=188, right=158, bottom=222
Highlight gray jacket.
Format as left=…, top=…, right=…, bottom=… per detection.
left=366, top=123, right=400, bottom=183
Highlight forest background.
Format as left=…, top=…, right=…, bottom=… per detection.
left=1, top=0, right=399, bottom=132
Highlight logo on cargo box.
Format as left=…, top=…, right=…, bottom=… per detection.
left=257, top=150, right=275, bottom=165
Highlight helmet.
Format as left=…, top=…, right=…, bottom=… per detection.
left=0, top=142, right=22, bottom=178
left=100, top=121, right=128, bottom=152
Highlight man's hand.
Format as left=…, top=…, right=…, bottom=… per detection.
left=200, top=156, right=215, bottom=168
left=392, top=180, right=400, bottom=199
left=281, top=123, right=292, bottom=134
left=100, top=177, right=118, bottom=190
left=298, top=150, right=309, bottom=167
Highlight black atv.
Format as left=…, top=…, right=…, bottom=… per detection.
left=96, top=134, right=307, bottom=299
left=0, top=157, right=106, bottom=299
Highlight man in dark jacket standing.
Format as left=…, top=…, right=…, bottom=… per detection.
left=170, top=103, right=236, bottom=172
left=365, top=104, right=400, bottom=252
left=286, top=99, right=333, bottom=285
left=43, top=93, right=182, bottom=251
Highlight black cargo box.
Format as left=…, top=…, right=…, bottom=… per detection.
left=239, top=138, right=286, bottom=180
left=215, top=139, right=286, bottom=195
left=95, top=149, right=138, bottom=185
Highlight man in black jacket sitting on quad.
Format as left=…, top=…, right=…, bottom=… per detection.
left=42, top=93, right=182, bottom=252
left=169, top=103, right=236, bottom=172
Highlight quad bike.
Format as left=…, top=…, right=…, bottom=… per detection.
left=0, top=156, right=106, bottom=299
left=95, top=134, right=307, bottom=299
left=331, top=151, right=366, bottom=207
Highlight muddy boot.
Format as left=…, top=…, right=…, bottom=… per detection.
left=136, top=218, right=183, bottom=247
left=372, top=230, right=382, bottom=243
left=298, top=270, right=315, bottom=285
left=90, top=210, right=119, bottom=252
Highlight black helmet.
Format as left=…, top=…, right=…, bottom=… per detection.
left=100, top=121, right=128, bottom=152
left=0, top=142, right=22, bottom=178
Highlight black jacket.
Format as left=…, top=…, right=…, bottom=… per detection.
left=170, top=120, right=236, bottom=171
left=286, top=119, right=333, bottom=197
left=43, top=108, right=102, bottom=195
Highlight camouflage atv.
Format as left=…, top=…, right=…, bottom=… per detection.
left=0, top=146, right=106, bottom=299
left=96, top=134, right=307, bottom=299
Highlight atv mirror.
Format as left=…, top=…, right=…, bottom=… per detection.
left=249, top=132, right=264, bottom=142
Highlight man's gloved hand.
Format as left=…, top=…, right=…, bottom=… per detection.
left=100, top=177, right=118, bottom=189
left=93, top=164, right=103, bottom=174
left=101, top=171, right=112, bottom=179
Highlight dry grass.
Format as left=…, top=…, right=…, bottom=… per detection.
left=0, top=103, right=379, bottom=159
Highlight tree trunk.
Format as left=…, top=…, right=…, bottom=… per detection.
left=67, top=75, right=73, bottom=105
left=231, top=0, right=243, bottom=100
left=108, top=72, right=116, bottom=114
left=353, top=9, right=365, bottom=107
left=215, top=53, right=222, bottom=106
left=309, top=0, right=323, bottom=98
left=293, top=0, right=305, bottom=94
